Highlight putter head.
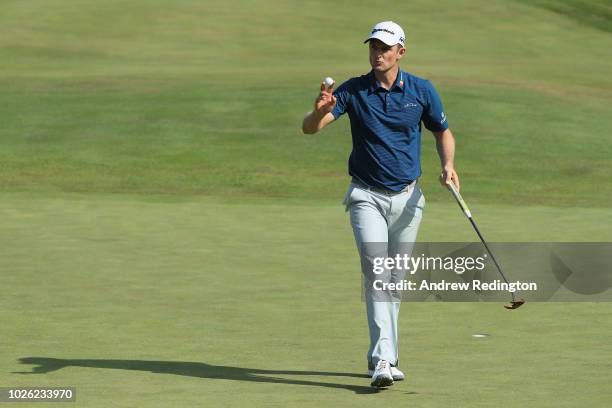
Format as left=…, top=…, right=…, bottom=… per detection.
left=504, top=299, right=525, bottom=310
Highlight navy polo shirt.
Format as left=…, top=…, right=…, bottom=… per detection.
left=331, top=69, right=449, bottom=192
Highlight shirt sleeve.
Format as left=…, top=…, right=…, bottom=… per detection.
left=421, top=80, right=449, bottom=132
left=331, top=79, right=352, bottom=119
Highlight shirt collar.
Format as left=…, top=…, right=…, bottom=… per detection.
left=368, top=69, right=404, bottom=94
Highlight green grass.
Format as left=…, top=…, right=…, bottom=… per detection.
left=1, top=0, right=612, bottom=406
left=1, top=195, right=612, bottom=407
left=1, top=0, right=611, bottom=206
left=517, top=0, right=612, bottom=33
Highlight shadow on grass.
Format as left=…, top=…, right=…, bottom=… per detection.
left=15, top=357, right=398, bottom=395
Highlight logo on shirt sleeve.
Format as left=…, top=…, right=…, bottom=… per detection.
left=440, top=112, right=447, bottom=124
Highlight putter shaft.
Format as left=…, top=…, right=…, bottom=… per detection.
left=447, top=182, right=521, bottom=306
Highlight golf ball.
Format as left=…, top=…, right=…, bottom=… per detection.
left=324, top=77, right=334, bottom=88
left=472, top=333, right=490, bottom=338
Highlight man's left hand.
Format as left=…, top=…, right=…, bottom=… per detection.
left=439, top=168, right=460, bottom=191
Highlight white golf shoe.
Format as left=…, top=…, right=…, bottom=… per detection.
left=368, top=365, right=405, bottom=381
left=370, top=360, right=394, bottom=388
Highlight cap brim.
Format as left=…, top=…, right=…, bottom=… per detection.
left=364, top=32, right=403, bottom=47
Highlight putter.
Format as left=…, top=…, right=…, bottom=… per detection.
left=446, top=182, right=525, bottom=310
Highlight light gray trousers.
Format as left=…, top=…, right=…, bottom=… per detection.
left=343, top=180, right=425, bottom=369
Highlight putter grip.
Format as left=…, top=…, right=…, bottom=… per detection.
left=447, top=182, right=472, bottom=218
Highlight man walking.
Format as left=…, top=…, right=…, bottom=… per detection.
left=302, top=21, right=459, bottom=387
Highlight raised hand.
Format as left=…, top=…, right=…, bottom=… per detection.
left=314, top=81, right=337, bottom=116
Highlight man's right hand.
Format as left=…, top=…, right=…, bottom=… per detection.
left=314, top=81, right=337, bottom=116
left=302, top=81, right=338, bottom=134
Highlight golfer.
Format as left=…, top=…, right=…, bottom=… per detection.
left=302, top=21, right=459, bottom=387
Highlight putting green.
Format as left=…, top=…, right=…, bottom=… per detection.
left=1, top=195, right=612, bottom=406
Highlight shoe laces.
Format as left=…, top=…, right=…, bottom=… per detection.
left=377, top=360, right=389, bottom=371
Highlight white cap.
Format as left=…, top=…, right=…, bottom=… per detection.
left=364, top=21, right=405, bottom=47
